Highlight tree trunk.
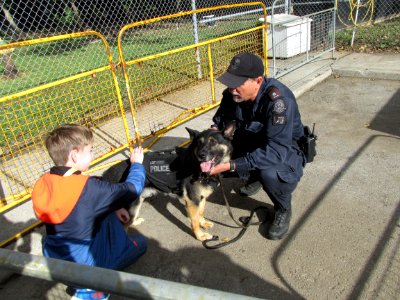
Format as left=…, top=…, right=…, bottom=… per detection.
left=68, top=0, right=85, bottom=30
left=1, top=54, right=19, bottom=79
left=1, top=3, right=21, bottom=33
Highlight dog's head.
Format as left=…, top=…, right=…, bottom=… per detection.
left=186, top=127, right=232, bottom=174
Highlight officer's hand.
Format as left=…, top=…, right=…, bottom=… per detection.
left=209, top=162, right=230, bottom=176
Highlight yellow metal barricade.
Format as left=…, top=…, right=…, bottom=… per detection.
left=117, top=3, right=268, bottom=147
left=0, top=31, right=130, bottom=212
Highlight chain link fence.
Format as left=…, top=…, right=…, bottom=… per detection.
left=1, top=1, right=398, bottom=86
left=1, top=1, right=399, bottom=45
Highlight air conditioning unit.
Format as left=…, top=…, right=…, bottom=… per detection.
left=260, top=14, right=312, bottom=58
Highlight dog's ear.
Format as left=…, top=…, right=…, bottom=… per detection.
left=223, top=121, right=236, bottom=140
left=185, top=127, right=200, bottom=140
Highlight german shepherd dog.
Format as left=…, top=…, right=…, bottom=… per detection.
left=102, top=128, right=232, bottom=241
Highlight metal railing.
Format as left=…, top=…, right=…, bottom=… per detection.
left=0, top=247, right=263, bottom=299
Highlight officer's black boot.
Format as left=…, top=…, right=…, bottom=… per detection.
left=239, top=181, right=262, bottom=196
left=267, top=207, right=291, bottom=240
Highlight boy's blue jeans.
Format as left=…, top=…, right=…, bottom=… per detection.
left=92, top=212, right=147, bottom=270
left=43, top=212, right=147, bottom=271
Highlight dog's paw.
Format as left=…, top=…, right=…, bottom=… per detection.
left=195, top=230, right=213, bottom=241
left=200, top=218, right=214, bottom=229
left=131, top=217, right=145, bottom=226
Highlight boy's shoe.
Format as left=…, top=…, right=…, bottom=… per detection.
left=239, top=181, right=262, bottom=196
left=71, top=289, right=109, bottom=300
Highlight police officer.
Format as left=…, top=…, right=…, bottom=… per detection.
left=209, top=52, right=306, bottom=240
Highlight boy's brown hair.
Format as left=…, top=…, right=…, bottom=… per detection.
left=45, top=124, right=94, bottom=166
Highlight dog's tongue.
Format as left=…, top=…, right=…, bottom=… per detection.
left=200, top=160, right=213, bottom=173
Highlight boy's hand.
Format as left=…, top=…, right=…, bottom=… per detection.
left=130, top=146, right=144, bottom=164
left=115, top=208, right=130, bottom=224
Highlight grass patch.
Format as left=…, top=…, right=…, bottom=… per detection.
left=335, top=17, right=400, bottom=53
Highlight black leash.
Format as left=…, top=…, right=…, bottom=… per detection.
left=202, top=175, right=269, bottom=249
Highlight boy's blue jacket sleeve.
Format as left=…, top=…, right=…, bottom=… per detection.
left=126, top=162, right=146, bottom=195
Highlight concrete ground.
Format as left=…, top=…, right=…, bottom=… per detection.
left=1, top=52, right=399, bottom=299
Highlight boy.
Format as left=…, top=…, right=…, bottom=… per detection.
left=32, top=124, right=147, bottom=300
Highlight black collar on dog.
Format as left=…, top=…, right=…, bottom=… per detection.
left=190, top=173, right=219, bottom=189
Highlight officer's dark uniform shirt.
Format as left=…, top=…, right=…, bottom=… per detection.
left=212, top=77, right=305, bottom=181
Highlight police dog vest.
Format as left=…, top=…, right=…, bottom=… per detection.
left=142, top=149, right=179, bottom=193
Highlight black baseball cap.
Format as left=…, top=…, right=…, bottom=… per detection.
left=216, top=52, right=264, bottom=88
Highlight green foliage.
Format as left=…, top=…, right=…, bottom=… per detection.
left=57, top=7, right=76, bottom=28
left=335, top=17, right=400, bottom=53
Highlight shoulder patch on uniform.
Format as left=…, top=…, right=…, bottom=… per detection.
left=273, top=115, right=287, bottom=125
left=272, top=99, right=286, bottom=114
left=268, top=87, right=282, bottom=100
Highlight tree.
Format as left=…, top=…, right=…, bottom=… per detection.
left=0, top=39, right=19, bottom=79
left=1, top=1, right=22, bottom=34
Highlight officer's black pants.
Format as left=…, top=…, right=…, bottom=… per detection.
left=248, top=152, right=304, bottom=210
left=257, top=166, right=299, bottom=210
left=232, top=133, right=304, bottom=210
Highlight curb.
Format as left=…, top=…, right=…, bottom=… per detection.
left=293, top=69, right=332, bottom=99
left=332, top=68, right=400, bottom=81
